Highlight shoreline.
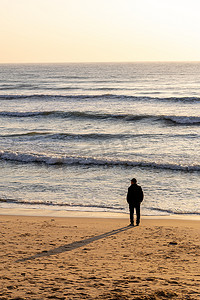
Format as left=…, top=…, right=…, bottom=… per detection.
left=0, top=206, right=200, bottom=221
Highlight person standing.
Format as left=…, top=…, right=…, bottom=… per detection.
left=127, top=178, right=144, bottom=226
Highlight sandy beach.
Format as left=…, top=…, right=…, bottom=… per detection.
left=0, top=214, right=200, bottom=299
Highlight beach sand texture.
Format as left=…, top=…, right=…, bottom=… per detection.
left=0, top=215, right=200, bottom=299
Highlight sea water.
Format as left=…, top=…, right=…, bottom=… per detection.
left=0, top=63, right=199, bottom=216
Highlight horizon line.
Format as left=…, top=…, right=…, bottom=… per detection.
left=1, top=60, right=200, bottom=65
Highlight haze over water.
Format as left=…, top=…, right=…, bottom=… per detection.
left=0, top=63, right=199, bottom=216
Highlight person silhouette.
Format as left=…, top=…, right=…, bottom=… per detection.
left=127, top=178, right=144, bottom=226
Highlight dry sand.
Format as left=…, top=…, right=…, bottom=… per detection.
left=0, top=215, right=200, bottom=299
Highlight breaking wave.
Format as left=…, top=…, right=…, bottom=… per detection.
left=1, top=198, right=200, bottom=215
left=147, top=207, right=200, bottom=216
left=0, top=93, right=200, bottom=103
left=1, top=132, right=198, bottom=141
left=0, top=132, right=131, bottom=140
left=0, top=150, right=199, bottom=172
left=163, top=116, right=200, bottom=125
left=0, top=110, right=199, bottom=125
left=0, top=198, right=124, bottom=211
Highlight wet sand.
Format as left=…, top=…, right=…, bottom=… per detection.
left=0, top=215, right=200, bottom=299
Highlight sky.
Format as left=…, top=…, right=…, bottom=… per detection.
left=1, top=0, right=200, bottom=63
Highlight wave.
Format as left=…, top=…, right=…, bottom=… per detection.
left=0, top=84, right=42, bottom=91
left=0, top=150, right=199, bottom=172
left=0, top=132, right=131, bottom=140
left=148, top=207, right=200, bottom=216
left=1, top=132, right=199, bottom=141
left=0, top=198, right=124, bottom=211
left=0, top=111, right=59, bottom=117
left=1, top=132, right=51, bottom=138
left=0, top=93, right=200, bottom=103
left=0, top=110, right=199, bottom=125
left=1, top=197, right=199, bottom=216
left=0, top=110, right=151, bottom=121
left=163, top=116, right=200, bottom=125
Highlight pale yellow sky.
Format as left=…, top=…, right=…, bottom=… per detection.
left=1, top=0, right=200, bottom=63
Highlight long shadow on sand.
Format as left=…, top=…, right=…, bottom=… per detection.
left=17, top=225, right=134, bottom=262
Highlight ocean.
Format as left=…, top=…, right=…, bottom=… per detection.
left=0, top=62, right=199, bottom=217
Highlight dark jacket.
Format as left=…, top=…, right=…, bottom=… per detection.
left=127, top=183, right=144, bottom=206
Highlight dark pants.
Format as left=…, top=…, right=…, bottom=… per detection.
left=129, top=204, right=140, bottom=225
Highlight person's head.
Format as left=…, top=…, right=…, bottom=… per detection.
left=131, top=178, right=137, bottom=184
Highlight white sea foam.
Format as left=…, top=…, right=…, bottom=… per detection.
left=0, top=150, right=199, bottom=172
left=1, top=110, right=200, bottom=126
left=164, top=116, right=200, bottom=125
